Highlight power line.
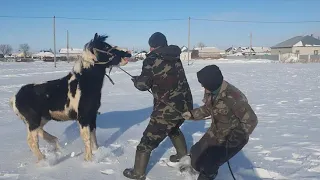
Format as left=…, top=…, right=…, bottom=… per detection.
left=1, top=15, right=320, bottom=24
left=57, top=16, right=186, bottom=21
left=0, top=15, right=186, bottom=22
left=191, top=18, right=320, bottom=24
left=0, top=15, right=51, bottom=19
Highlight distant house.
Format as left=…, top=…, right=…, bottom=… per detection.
left=226, top=46, right=270, bottom=56
left=225, top=47, right=238, bottom=55
left=181, top=46, right=188, bottom=52
left=193, top=47, right=224, bottom=59
left=236, top=47, right=254, bottom=55
left=32, top=51, right=54, bottom=58
left=59, top=48, right=83, bottom=57
left=271, top=35, right=320, bottom=55
left=32, top=51, right=63, bottom=62
left=252, top=47, right=271, bottom=55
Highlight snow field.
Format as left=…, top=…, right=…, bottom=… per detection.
left=0, top=59, right=319, bottom=179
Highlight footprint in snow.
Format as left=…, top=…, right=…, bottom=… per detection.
left=308, top=166, right=320, bottom=173
left=296, top=142, right=311, bottom=145
left=100, top=169, right=114, bottom=175
left=257, top=150, right=271, bottom=155
left=266, top=113, right=279, bottom=117
left=255, top=107, right=263, bottom=111
left=127, top=139, right=139, bottom=145
left=285, top=159, right=303, bottom=164
left=310, top=128, right=319, bottom=131
left=237, top=167, right=288, bottom=179
left=110, top=144, right=124, bottom=157
left=299, top=98, right=312, bottom=102
left=249, top=137, right=260, bottom=141
left=256, top=104, right=266, bottom=107
left=277, top=100, right=288, bottom=105
left=264, top=157, right=283, bottom=161
left=292, top=153, right=305, bottom=159
left=0, top=173, right=20, bottom=179
left=281, top=134, right=294, bottom=137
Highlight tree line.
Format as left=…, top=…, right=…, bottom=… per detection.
left=0, top=44, right=30, bottom=57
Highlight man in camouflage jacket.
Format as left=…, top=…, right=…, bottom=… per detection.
left=123, top=32, right=193, bottom=180
left=181, top=65, right=258, bottom=180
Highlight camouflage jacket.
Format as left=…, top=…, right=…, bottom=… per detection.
left=190, top=80, right=258, bottom=147
left=133, top=45, right=193, bottom=120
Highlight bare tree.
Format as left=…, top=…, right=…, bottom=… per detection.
left=197, top=42, right=206, bottom=49
left=0, top=44, right=13, bottom=55
left=19, top=44, right=30, bottom=57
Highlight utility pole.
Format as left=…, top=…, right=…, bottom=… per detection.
left=249, top=32, right=252, bottom=59
left=67, top=30, right=69, bottom=63
left=53, top=16, right=56, bottom=67
left=188, top=17, right=191, bottom=65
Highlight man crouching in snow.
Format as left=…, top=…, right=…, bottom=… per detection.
left=181, top=65, right=258, bottom=180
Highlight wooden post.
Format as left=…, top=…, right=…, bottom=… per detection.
left=53, top=16, right=56, bottom=67
left=188, top=17, right=191, bottom=65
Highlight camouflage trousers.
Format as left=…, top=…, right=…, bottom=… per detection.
left=190, top=131, right=249, bottom=178
left=136, top=117, right=185, bottom=152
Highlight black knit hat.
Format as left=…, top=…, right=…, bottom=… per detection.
left=197, top=65, right=223, bottom=92
left=148, top=32, right=168, bottom=48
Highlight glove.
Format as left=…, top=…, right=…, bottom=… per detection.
left=131, top=76, right=138, bottom=82
left=182, top=111, right=192, bottom=120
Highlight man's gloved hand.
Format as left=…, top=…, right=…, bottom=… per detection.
left=131, top=76, right=138, bottom=83
left=182, top=111, right=192, bottom=120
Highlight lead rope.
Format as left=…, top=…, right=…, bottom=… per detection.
left=117, top=66, right=184, bottom=114
left=117, top=66, right=236, bottom=180
left=105, top=66, right=115, bottom=85
left=226, top=135, right=236, bottom=180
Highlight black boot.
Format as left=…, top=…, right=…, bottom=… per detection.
left=123, top=150, right=150, bottom=180
left=197, top=171, right=218, bottom=180
left=169, top=131, right=187, bottom=162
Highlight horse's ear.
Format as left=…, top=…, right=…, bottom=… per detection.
left=94, top=33, right=98, bottom=40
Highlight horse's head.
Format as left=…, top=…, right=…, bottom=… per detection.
left=82, top=33, right=132, bottom=68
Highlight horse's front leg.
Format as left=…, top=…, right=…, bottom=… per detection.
left=78, top=121, right=92, bottom=161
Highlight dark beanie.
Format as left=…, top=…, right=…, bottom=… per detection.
left=197, top=65, right=223, bottom=92
left=148, top=32, right=168, bottom=48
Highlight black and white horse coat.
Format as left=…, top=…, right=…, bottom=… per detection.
left=9, top=33, right=131, bottom=162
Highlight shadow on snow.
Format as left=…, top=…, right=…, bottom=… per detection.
left=63, top=104, right=259, bottom=179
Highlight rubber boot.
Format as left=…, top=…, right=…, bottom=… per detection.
left=169, top=131, right=187, bottom=162
left=123, top=150, right=150, bottom=180
left=197, top=172, right=217, bottom=180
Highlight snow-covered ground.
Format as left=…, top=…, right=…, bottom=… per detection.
left=0, top=59, right=319, bottom=180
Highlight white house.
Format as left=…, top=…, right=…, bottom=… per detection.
left=271, top=35, right=320, bottom=55
left=226, top=46, right=271, bottom=56
left=181, top=46, right=188, bottom=52
left=252, top=47, right=271, bottom=55
left=193, top=47, right=224, bottom=58
left=59, top=48, right=83, bottom=57
left=32, top=51, right=54, bottom=58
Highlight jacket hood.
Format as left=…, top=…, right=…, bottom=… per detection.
left=149, top=45, right=181, bottom=61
